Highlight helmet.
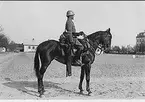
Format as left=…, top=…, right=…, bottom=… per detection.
left=66, top=10, right=75, bottom=17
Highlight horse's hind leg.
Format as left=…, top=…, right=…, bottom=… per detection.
left=38, top=55, right=52, bottom=97
left=38, top=64, right=48, bottom=94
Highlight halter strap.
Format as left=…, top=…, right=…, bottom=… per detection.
left=84, top=37, right=103, bottom=55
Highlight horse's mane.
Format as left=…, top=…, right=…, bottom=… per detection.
left=87, top=31, right=103, bottom=41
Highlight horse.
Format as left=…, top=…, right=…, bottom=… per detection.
left=34, top=28, right=112, bottom=97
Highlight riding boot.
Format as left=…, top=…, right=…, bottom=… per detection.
left=66, top=45, right=72, bottom=77
left=66, top=55, right=72, bottom=77
left=66, top=64, right=72, bottom=77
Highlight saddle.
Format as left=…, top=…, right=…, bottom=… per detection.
left=59, top=32, right=90, bottom=56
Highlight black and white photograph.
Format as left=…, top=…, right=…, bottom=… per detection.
left=0, top=1, right=145, bottom=101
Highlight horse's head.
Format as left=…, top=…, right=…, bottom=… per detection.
left=100, top=28, right=112, bottom=51
left=87, top=28, right=112, bottom=52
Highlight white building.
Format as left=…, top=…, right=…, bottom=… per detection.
left=23, top=38, right=39, bottom=52
left=0, top=47, right=6, bottom=52
left=136, top=31, right=145, bottom=53
left=136, top=31, right=145, bottom=45
left=23, top=44, right=37, bottom=52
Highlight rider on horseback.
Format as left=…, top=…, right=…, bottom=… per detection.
left=64, top=10, right=84, bottom=76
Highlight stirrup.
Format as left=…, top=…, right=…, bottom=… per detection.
left=75, top=59, right=82, bottom=65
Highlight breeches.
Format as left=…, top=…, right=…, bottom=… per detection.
left=64, top=33, right=84, bottom=50
left=65, top=34, right=73, bottom=43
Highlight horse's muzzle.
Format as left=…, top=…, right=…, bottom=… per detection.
left=104, top=44, right=111, bottom=52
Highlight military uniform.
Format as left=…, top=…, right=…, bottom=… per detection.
left=65, top=18, right=84, bottom=49
left=64, top=10, right=84, bottom=77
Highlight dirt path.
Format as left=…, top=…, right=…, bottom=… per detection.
left=0, top=53, right=145, bottom=99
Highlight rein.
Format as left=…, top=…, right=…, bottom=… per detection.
left=90, top=42, right=103, bottom=56
left=84, top=36, right=103, bottom=56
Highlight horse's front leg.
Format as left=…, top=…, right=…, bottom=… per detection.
left=79, top=65, right=85, bottom=94
left=84, top=63, right=92, bottom=95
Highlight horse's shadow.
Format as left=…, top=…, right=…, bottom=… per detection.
left=2, top=78, right=86, bottom=98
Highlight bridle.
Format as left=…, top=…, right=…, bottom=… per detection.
left=84, top=33, right=110, bottom=56
left=84, top=36, right=103, bottom=56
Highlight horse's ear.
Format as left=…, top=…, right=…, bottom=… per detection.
left=106, top=28, right=110, bottom=32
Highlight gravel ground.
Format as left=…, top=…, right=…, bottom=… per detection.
left=0, top=52, right=145, bottom=99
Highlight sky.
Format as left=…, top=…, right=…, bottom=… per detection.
left=0, top=1, right=145, bottom=47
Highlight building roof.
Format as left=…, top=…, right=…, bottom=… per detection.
left=136, top=31, right=145, bottom=38
left=23, top=39, right=40, bottom=46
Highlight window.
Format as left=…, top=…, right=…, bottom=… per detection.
left=28, top=46, right=31, bottom=49
left=137, top=39, right=140, bottom=42
left=32, top=46, right=35, bottom=49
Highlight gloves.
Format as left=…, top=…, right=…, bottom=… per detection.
left=80, top=31, right=85, bottom=35
left=80, top=31, right=87, bottom=37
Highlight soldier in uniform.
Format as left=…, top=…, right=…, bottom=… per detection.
left=64, top=10, right=84, bottom=77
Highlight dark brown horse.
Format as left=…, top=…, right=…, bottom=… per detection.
left=34, top=28, right=112, bottom=97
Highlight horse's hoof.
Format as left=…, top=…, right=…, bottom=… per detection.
left=42, top=90, right=46, bottom=93
left=39, top=94, right=45, bottom=98
left=87, top=91, right=92, bottom=96
left=79, top=91, right=83, bottom=94
left=38, top=91, right=44, bottom=98
left=79, top=90, right=84, bottom=95
left=88, top=92, right=95, bottom=96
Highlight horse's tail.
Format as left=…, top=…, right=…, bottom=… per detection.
left=34, top=48, right=40, bottom=78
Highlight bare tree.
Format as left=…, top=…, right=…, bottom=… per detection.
left=0, top=25, right=10, bottom=50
